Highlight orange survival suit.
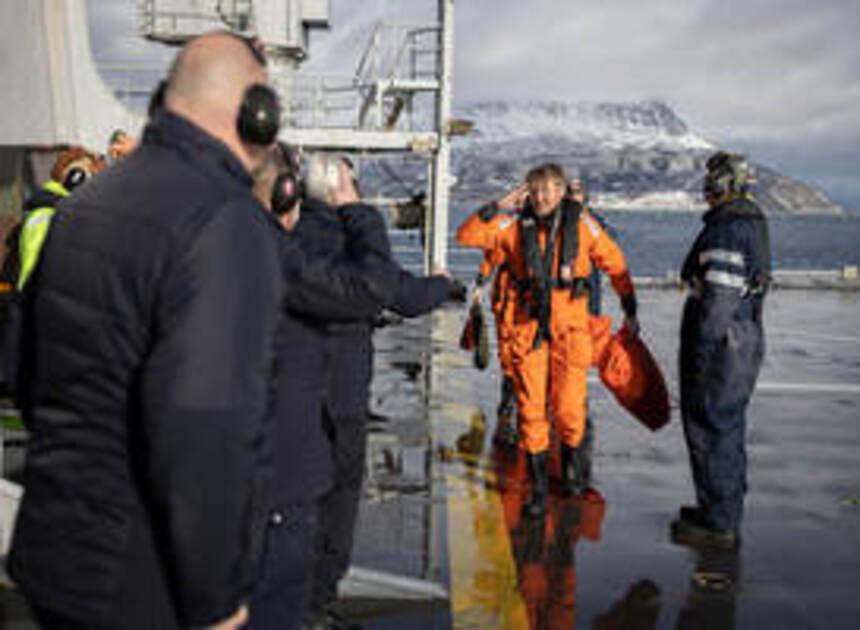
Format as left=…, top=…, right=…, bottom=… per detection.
left=458, top=211, right=519, bottom=419
left=458, top=199, right=637, bottom=457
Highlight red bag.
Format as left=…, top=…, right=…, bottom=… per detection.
left=594, top=321, right=670, bottom=431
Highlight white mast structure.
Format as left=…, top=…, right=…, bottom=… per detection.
left=139, top=0, right=456, bottom=272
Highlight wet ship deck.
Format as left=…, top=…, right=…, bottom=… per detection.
left=2, top=288, right=859, bottom=628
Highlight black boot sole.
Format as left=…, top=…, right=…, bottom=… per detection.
left=670, top=519, right=739, bottom=550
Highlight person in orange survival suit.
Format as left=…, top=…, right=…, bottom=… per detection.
left=459, top=178, right=612, bottom=456
left=458, top=163, right=639, bottom=518
left=458, top=195, right=524, bottom=445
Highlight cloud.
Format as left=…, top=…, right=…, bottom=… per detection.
left=452, top=0, right=860, bottom=208
left=86, top=0, right=174, bottom=66
left=85, top=0, right=860, bottom=208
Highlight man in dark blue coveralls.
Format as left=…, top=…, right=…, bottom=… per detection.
left=672, top=152, right=770, bottom=550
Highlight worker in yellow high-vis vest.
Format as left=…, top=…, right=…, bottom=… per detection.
left=17, top=147, right=105, bottom=289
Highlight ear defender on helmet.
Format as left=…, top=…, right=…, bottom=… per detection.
left=62, top=167, right=89, bottom=191
left=237, top=84, right=281, bottom=146
left=703, top=151, right=750, bottom=198
left=727, top=154, right=751, bottom=193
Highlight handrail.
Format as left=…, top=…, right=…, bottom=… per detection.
left=356, top=22, right=440, bottom=83
left=125, top=14, right=444, bottom=134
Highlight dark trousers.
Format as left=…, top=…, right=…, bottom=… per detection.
left=681, top=391, right=751, bottom=531
left=248, top=503, right=319, bottom=630
left=310, top=410, right=367, bottom=611
left=310, top=333, right=373, bottom=611
left=680, top=301, right=764, bottom=532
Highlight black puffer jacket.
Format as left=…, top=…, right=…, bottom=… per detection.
left=9, top=112, right=287, bottom=628
left=291, top=198, right=453, bottom=425
left=267, top=203, right=405, bottom=507
left=293, top=198, right=453, bottom=327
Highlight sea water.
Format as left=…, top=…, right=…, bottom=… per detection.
left=391, top=207, right=860, bottom=278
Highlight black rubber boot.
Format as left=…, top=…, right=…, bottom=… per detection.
left=560, top=443, right=588, bottom=497
left=679, top=504, right=704, bottom=523
left=497, top=375, right=517, bottom=418
left=523, top=451, right=548, bottom=519
left=492, top=414, right=519, bottom=450
left=580, top=414, right=595, bottom=485
left=670, top=518, right=739, bottom=550
left=493, top=377, right=519, bottom=448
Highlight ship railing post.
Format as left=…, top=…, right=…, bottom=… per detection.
left=427, top=0, right=453, bottom=274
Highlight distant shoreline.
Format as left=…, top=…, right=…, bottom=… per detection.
left=594, top=204, right=848, bottom=216
left=450, top=190, right=851, bottom=216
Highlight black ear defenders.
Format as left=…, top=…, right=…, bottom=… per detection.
left=150, top=77, right=280, bottom=145
left=237, top=83, right=282, bottom=146
left=271, top=171, right=302, bottom=217
left=271, top=143, right=303, bottom=216
left=62, top=167, right=89, bottom=191
left=229, top=30, right=279, bottom=145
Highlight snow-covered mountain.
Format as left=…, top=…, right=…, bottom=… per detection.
left=457, top=100, right=714, bottom=152
left=448, top=100, right=841, bottom=214
left=365, top=99, right=842, bottom=214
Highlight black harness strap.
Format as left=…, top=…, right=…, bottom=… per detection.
left=514, top=199, right=590, bottom=349
left=521, top=207, right=562, bottom=349
left=559, top=198, right=582, bottom=277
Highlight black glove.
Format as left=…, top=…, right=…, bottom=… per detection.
left=621, top=293, right=638, bottom=318
left=449, top=279, right=468, bottom=303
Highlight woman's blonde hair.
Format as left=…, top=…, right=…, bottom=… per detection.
left=526, top=163, right=566, bottom=187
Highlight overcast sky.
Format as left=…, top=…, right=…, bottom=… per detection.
left=87, top=0, right=860, bottom=210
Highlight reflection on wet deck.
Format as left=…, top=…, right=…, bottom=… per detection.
left=447, top=442, right=608, bottom=629
left=347, top=289, right=860, bottom=629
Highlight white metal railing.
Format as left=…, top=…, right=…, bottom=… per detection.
left=294, top=21, right=441, bottom=133
left=120, top=10, right=444, bottom=135
left=355, top=22, right=439, bottom=85
left=138, top=0, right=254, bottom=40
left=286, top=74, right=360, bottom=129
